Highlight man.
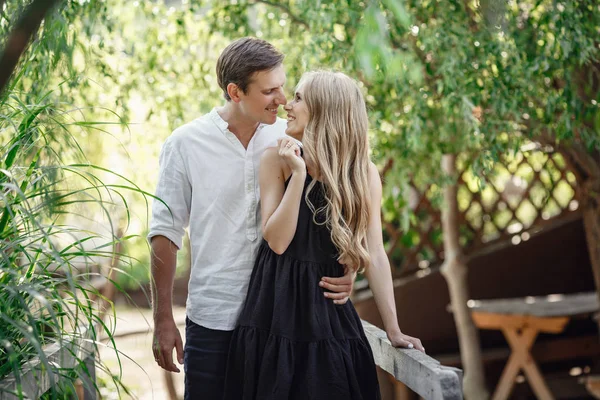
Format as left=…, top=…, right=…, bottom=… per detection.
left=148, top=37, right=355, bottom=399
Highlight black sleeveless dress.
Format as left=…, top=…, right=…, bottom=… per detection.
left=223, top=175, right=381, bottom=400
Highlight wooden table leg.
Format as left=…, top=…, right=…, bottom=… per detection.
left=471, top=311, right=569, bottom=400
left=491, top=349, right=523, bottom=400
left=492, top=327, right=544, bottom=400
left=504, top=328, right=554, bottom=400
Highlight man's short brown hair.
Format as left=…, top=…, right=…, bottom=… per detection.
left=216, top=37, right=284, bottom=101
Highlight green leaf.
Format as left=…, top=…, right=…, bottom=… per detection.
left=381, top=0, right=411, bottom=28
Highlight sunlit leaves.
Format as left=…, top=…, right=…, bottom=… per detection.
left=4, top=0, right=598, bottom=284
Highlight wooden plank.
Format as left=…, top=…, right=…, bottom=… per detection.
left=0, top=328, right=95, bottom=400
left=436, top=347, right=511, bottom=367
left=471, top=311, right=569, bottom=333
left=435, top=334, right=600, bottom=367
left=81, top=353, right=96, bottom=400
left=467, top=292, right=599, bottom=318
left=533, top=334, right=600, bottom=363
left=362, top=320, right=463, bottom=400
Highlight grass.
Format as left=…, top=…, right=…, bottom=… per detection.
left=0, top=86, right=158, bottom=398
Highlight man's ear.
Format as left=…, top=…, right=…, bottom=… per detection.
left=227, top=83, right=242, bottom=103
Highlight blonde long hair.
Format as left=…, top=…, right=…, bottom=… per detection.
left=300, top=71, right=371, bottom=272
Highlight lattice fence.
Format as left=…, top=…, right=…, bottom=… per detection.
left=383, top=144, right=581, bottom=279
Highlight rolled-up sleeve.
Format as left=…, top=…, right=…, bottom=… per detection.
left=147, top=135, right=191, bottom=250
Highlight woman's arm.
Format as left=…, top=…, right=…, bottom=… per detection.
left=364, top=162, right=425, bottom=352
left=260, top=139, right=306, bottom=254
left=260, top=138, right=356, bottom=302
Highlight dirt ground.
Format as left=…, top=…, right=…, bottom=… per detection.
left=97, top=306, right=187, bottom=400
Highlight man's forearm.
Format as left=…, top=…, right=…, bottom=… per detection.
left=150, top=235, right=179, bottom=322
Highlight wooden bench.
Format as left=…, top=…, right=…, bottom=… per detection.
left=468, top=292, right=600, bottom=400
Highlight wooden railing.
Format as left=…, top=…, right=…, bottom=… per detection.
left=0, top=321, right=462, bottom=399
left=0, top=328, right=96, bottom=400
left=0, top=261, right=115, bottom=400
left=362, top=320, right=463, bottom=400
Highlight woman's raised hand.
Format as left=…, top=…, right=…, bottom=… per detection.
left=277, top=137, right=305, bottom=175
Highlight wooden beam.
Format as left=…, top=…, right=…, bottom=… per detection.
left=0, top=327, right=95, bottom=399
left=390, top=377, right=419, bottom=400
left=362, top=320, right=463, bottom=400
left=471, top=312, right=569, bottom=333
left=435, top=334, right=600, bottom=367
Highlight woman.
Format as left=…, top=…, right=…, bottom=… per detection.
left=223, top=71, right=424, bottom=399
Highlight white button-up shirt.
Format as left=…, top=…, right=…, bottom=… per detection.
left=148, top=108, right=286, bottom=330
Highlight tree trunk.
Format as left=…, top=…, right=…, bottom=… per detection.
left=571, top=60, right=600, bottom=333
left=440, top=154, right=489, bottom=400
left=581, top=177, right=600, bottom=332
left=557, top=142, right=600, bottom=334
left=0, top=0, right=60, bottom=95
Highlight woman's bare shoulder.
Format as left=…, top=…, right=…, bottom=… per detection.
left=261, top=146, right=293, bottom=180
left=261, top=146, right=280, bottom=162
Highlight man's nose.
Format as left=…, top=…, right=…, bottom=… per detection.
left=277, top=89, right=287, bottom=105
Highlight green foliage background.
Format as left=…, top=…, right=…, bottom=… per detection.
left=4, top=0, right=599, bottom=286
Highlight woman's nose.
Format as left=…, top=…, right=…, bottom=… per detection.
left=284, top=102, right=292, bottom=111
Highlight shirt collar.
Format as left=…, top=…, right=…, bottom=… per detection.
left=209, top=108, right=229, bottom=131
left=209, top=107, right=266, bottom=134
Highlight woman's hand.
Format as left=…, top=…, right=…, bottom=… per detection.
left=277, top=137, right=305, bottom=175
left=387, top=330, right=425, bottom=353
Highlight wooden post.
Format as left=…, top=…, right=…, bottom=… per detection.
left=392, top=379, right=418, bottom=400
left=81, top=352, right=97, bottom=400
left=440, top=154, right=489, bottom=400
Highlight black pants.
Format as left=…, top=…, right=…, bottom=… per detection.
left=184, top=317, right=234, bottom=400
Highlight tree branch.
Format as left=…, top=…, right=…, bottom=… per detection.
left=0, top=0, right=60, bottom=96
left=251, top=0, right=309, bottom=29
left=387, top=33, right=440, bottom=95
left=463, top=0, right=479, bottom=33
left=380, top=157, right=394, bottom=178
left=533, top=127, right=600, bottom=184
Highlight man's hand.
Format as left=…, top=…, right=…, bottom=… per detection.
left=319, top=266, right=357, bottom=305
left=152, top=318, right=184, bottom=372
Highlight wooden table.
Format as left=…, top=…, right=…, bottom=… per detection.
left=468, top=292, right=599, bottom=400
